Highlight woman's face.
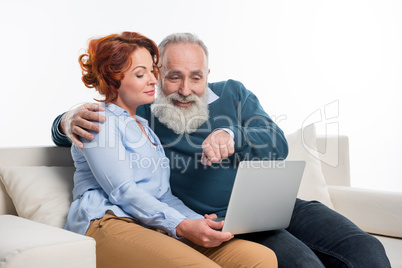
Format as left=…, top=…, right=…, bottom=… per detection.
left=115, top=47, right=158, bottom=116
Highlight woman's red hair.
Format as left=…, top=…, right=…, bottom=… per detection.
left=79, top=32, right=160, bottom=103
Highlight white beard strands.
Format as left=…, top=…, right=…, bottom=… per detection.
left=151, top=90, right=209, bottom=134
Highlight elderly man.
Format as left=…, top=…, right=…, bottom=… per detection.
left=52, top=33, right=390, bottom=268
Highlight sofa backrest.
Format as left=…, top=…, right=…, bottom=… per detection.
left=0, top=147, right=73, bottom=215
left=0, top=135, right=351, bottom=216
left=316, top=135, right=351, bottom=187
left=0, top=146, right=73, bottom=167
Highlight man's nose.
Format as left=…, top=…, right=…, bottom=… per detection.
left=179, top=79, right=191, bottom=96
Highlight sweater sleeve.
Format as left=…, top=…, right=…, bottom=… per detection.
left=50, top=104, right=151, bottom=148
left=223, top=81, right=288, bottom=160
left=51, top=113, right=73, bottom=147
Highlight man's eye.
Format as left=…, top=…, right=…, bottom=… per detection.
left=192, top=76, right=201, bottom=81
left=169, top=76, right=179, bottom=80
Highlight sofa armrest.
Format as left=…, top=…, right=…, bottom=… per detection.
left=0, top=215, right=96, bottom=268
left=328, top=186, right=402, bottom=238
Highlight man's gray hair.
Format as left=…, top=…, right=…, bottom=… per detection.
left=158, top=33, right=209, bottom=59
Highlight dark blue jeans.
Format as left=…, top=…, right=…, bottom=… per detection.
left=237, top=199, right=391, bottom=268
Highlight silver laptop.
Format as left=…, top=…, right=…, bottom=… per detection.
left=216, top=160, right=305, bottom=235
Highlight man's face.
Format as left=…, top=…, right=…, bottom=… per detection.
left=151, top=42, right=210, bottom=135
left=160, top=43, right=210, bottom=106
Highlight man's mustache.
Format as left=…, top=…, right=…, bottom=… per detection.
left=167, top=93, right=199, bottom=103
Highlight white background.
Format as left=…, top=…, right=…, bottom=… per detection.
left=0, top=0, right=401, bottom=192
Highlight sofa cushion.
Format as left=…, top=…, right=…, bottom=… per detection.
left=328, top=185, right=402, bottom=238
left=375, top=235, right=402, bottom=268
left=0, top=166, right=74, bottom=228
left=285, top=124, right=334, bottom=208
left=0, top=179, right=17, bottom=215
left=0, top=215, right=95, bottom=268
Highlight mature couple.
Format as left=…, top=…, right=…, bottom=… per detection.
left=52, top=31, right=390, bottom=267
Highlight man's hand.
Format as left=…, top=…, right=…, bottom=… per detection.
left=60, top=103, right=106, bottom=148
left=201, top=130, right=235, bottom=166
left=176, top=219, right=233, bottom=248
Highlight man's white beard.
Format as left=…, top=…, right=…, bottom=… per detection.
left=151, top=88, right=209, bottom=134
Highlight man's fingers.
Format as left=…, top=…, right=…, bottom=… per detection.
left=72, top=125, right=94, bottom=141
left=212, top=146, right=221, bottom=163
left=70, top=135, right=84, bottom=148
left=201, top=153, right=212, bottom=166
left=202, top=143, right=220, bottom=163
left=222, top=139, right=235, bottom=158
left=73, top=115, right=101, bottom=132
left=219, top=144, right=229, bottom=159
left=228, top=139, right=235, bottom=155
left=201, top=130, right=236, bottom=165
left=80, top=110, right=106, bottom=123
left=83, top=103, right=105, bottom=112
left=210, top=130, right=235, bottom=158
left=202, top=153, right=212, bottom=166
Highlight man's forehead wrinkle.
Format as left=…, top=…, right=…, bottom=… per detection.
left=165, top=69, right=204, bottom=76
left=192, top=70, right=203, bottom=75
left=166, top=69, right=181, bottom=75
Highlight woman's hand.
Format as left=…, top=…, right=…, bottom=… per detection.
left=204, top=213, right=218, bottom=220
left=176, top=219, right=233, bottom=248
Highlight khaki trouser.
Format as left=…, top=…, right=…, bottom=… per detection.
left=86, top=213, right=277, bottom=268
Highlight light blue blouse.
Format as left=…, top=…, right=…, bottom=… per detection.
left=65, top=103, right=203, bottom=237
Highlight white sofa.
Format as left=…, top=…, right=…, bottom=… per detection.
left=0, top=146, right=96, bottom=268
left=0, top=129, right=401, bottom=267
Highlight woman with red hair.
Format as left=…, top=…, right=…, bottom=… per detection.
left=64, top=32, right=277, bottom=268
